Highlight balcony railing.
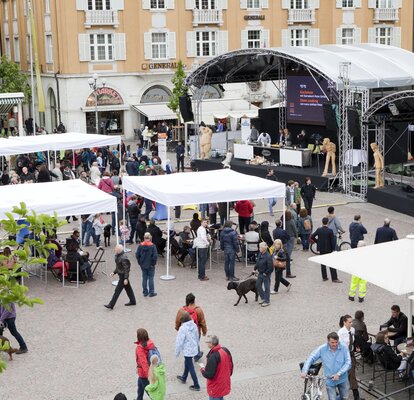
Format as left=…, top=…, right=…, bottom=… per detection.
left=287, top=8, right=316, bottom=25
left=84, top=10, right=119, bottom=28
left=192, top=9, right=223, bottom=26
left=373, top=8, right=399, bottom=23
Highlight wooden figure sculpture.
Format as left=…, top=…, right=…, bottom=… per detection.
left=199, top=125, right=213, bottom=159
left=370, top=142, right=384, bottom=189
left=222, top=151, right=233, bottom=169
left=322, top=138, right=337, bottom=177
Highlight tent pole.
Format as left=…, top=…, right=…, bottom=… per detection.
left=47, top=151, right=51, bottom=170
left=160, top=205, right=175, bottom=280
left=123, top=189, right=126, bottom=252
left=409, top=295, right=413, bottom=338
left=114, top=208, right=119, bottom=250
left=282, top=200, right=285, bottom=230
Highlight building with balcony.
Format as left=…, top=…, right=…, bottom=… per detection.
left=0, top=0, right=412, bottom=139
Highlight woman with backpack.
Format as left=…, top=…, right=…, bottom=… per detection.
left=175, top=312, right=201, bottom=392
left=298, top=208, right=313, bottom=251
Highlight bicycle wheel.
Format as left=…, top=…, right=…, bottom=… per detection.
left=310, top=241, right=319, bottom=255
left=339, top=241, right=351, bottom=251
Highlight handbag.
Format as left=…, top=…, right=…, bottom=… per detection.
left=273, top=250, right=286, bottom=269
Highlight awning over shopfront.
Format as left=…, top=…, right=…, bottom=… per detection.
left=0, top=92, right=25, bottom=114
left=132, top=104, right=177, bottom=122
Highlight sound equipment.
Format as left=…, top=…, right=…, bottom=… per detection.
left=179, top=95, right=194, bottom=122
left=347, top=107, right=361, bottom=137
left=322, top=103, right=338, bottom=132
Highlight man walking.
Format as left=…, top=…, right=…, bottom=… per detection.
left=254, top=242, right=273, bottom=307
left=374, top=218, right=398, bottom=244
left=220, top=221, right=240, bottom=281
left=301, top=177, right=316, bottom=216
left=0, top=303, right=28, bottom=354
left=176, top=141, right=185, bottom=172
left=311, top=217, right=342, bottom=283
left=349, top=215, right=367, bottom=249
left=136, top=233, right=158, bottom=297
left=301, top=332, right=351, bottom=400
left=200, top=335, right=234, bottom=400
left=265, top=169, right=277, bottom=216
left=193, top=219, right=211, bottom=281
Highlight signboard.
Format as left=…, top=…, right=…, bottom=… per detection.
left=86, top=87, right=123, bottom=107
left=141, top=86, right=172, bottom=103
left=158, top=133, right=167, bottom=168
left=241, top=118, right=251, bottom=143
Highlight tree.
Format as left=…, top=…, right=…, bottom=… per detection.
left=0, top=55, right=31, bottom=101
left=0, top=202, right=66, bottom=373
left=168, top=60, right=187, bottom=122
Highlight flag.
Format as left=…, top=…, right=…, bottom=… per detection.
left=29, top=4, right=45, bottom=113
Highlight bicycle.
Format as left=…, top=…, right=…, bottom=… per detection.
left=299, top=362, right=324, bottom=400
left=310, top=233, right=351, bottom=255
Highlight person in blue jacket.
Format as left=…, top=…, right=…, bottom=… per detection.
left=349, top=215, right=367, bottom=248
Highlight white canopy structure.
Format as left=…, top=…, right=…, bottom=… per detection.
left=122, top=169, right=285, bottom=206
left=123, top=169, right=285, bottom=280
left=0, top=179, right=117, bottom=220
left=0, top=132, right=121, bottom=157
left=309, top=236, right=414, bottom=336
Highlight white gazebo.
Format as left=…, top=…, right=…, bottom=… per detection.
left=0, top=92, right=25, bottom=136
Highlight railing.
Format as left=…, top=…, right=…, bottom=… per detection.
left=373, top=8, right=399, bottom=22
left=192, top=9, right=223, bottom=26
left=287, top=8, right=315, bottom=24
left=84, top=10, right=119, bottom=28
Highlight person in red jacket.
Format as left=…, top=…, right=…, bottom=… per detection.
left=200, top=335, right=233, bottom=400
left=135, top=328, right=156, bottom=400
left=234, top=200, right=253, bottom=234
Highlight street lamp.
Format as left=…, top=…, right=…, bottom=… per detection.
left=88, top=73, right=106, bottom=134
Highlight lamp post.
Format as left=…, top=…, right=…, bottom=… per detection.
left=88, top=73, right=106, bottom=134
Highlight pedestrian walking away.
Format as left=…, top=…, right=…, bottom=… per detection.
left=104, top=245, right=136, bottom=309
left=220, top=220, right=240, bottom=282
left=0, top=303, right=28, bottom=354
left=348, top=241, right=368, bottom=303
left=136, top=232, right=158, bottom=297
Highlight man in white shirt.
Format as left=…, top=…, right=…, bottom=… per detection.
left=257, top=132, right=271, bottom=147
left=193, top=220, right=210, bottom=281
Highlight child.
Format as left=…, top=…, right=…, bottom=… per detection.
left=119, top=219, right=130, bottom=245
left=93, top=213, right=105, bottom=249
left=145, top=354, right=166, bottom=400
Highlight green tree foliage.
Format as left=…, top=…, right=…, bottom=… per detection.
left=0, top=55, right=31, bottom=101
left=0, top=202, right=66, bottom=372
left=168, top=60, right=187, bottom=121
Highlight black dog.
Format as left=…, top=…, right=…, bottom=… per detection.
left=103, top=224, right=112, bottom=247
left=227, top=276, right=258, bottom=306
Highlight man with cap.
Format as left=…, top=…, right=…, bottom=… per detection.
left=200, top=335, right=233, bottom=400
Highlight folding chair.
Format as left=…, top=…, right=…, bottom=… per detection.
left=90, top=247, right=106, bottom=274
left=63, top=261, right=86, bottom=288
left=372, top=348, right=400, bottom=393
left=245, top=241, right=259, bottom=268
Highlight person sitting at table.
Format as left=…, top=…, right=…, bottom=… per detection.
left=257, top=132, right=271, bottom=147
left=353, top=310, right=374, bottom=364
left=283, top=128, right=292, bottom=147
left=259, top=221, right=273, bottom=248
left=66, top=230, right=81, bottom=252
left=277, top=128, right=285, bottom=145
left=146, top=219, right=166, bottom=255
left=65, top=247, right=95, bottom=282
left=372, top=331, right=408, bottom=376
left=244, top=224, right=260, bottom=262
left=1, top=247, right=16, bottom=269
left=381, top=305, right=408, bottom=346
left=190, top=213, right=201, bottom=235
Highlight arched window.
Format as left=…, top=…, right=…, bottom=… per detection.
left=48, top=88, right=57, bottom=130
left=141, top=85, right=172, bottom=103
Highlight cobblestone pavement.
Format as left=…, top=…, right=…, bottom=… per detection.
left=1, top=184, right=413, bottom=399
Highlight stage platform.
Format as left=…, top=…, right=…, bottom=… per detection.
left=194, top=158, right=333, bottom=188
left=368, top=185, right=414, bottom=217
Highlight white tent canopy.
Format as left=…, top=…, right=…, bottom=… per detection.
left=122, top=169, right=285, bottom=207
left=0, top=180, right=117, bottom=219
left=309, top=237, right=414, bottom=296
left=0, top=132, right=121, bottom=157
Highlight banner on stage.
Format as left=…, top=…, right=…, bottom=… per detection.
left=241, top=118, right=251, bottom=143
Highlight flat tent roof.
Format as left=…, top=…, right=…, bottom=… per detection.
left=0, top=133, right=121, bottom=157
left=122, top=169, right=285, bottom=207
left=132, top=104, right=177, bottom=122
left=0, top=180, right=117, bottom=219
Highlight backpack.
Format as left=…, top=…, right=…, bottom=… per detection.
left=183, top=306, right=199, bottom=327
left=147, top=346, right=162, bottom=365
left=303, top=218, right=311, bottom=231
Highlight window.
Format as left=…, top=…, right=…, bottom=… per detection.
left=290, top=0, right=309, bottom=9
left=89, top=33, right=113, bottom=61
left=151, top=32, right=167, bottom=59
left=88, top=0, right=111, bottom=10
left=12, top=0, right=17, bottom=18
left=376, top=0, right=393, bottom=8
left=5, top=38, right=11, bottom=58
left=376, top=27, right=392, bottom=45
left=46, top=34, right=53, bottom=63
left=150, top=0, right=165, bottom=9
left=196, top=31, right=217, bottom=57
left=13, top=37, right=20, bottom=62
left=247, top=0, right=260, bottom=9
left=290, top=29, right=309, bottom=46
left=342, top=0, right=354, bottom=7
left=341, top=28, right=354, bottom=44
left=4, top=1, right=8, bottom=21
left=195, top=0, right=216, bottom=9
left=45, top=0, right=51, bottom=14
left=247, top=30, right=261, bottom=49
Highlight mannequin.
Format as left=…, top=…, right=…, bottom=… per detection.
left=199, top=125, right=212, bottom=159
left=370, top=142, right=384, bottom=189
left=321, top=138, right=336, bottom=176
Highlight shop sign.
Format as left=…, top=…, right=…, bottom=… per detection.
left=142, top=62, right=185, bottom=70
left=244, top=15, right=265, bottom=20
left=86, top=87, right=123, bottom=107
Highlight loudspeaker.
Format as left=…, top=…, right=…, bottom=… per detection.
left=179, top=95, right=194, bottom=123
left=323, top=103, right=338, bottom=132
left=347, top=107, right=361, bottom=137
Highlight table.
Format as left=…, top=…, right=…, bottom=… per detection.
left=253, top=145, right=280, bottom=162
left=234, top=143, right=254, bottom=160
left=345, top=149, right=368, bottom=166
left=397, top=342, right=414, bottom=356
left=280, top=148, right=312, bottom=167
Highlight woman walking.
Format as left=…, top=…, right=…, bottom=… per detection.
left=104, top=245, right=136, bottom=309
left=270, top=239, right=291, bottom=294
left=298, top=208, right=313, bottom=251
left=175, top=312, right=201, bottom=392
